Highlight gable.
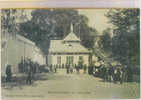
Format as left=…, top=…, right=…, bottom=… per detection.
left=63, top=32, right=80, bottom=42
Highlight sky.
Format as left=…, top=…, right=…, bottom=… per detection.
left=78, top=9, right=113, bottom=34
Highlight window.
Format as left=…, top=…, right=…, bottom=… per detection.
left=57, top=56, right=61, bottom=64
left=79, top=56, right=83, bottom=61
left=66, top=56, right=74, bottom=65
left=70, top=56, right=74, bottom=64
left=78, top=56, right=84, bottom=66
left=66, top=56, right=69, bottom=64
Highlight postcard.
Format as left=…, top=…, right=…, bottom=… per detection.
left=1, top=8, right=140, bottom=100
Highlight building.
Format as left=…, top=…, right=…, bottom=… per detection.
left=1, top=32, right=46, bottom=76
left=48, top=24, right=90, bottom=67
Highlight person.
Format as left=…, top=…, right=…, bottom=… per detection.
left=75, top=65, right=80, bottom=74
left=111, top=66, right=115, bottom=82
left=6, top=65, right=12, bottom=82
left=66, top=64, right=70, bottom=74
left=70, top=64, right=73, bottom=74
left=91, top=65, right=94, bottom=75
left=52, top=65, right=55, bottom=73
left=88, top=64, right=93, bottom=75
left=26, top=65, right=32, bottom=84
left=113, top=67, right=118, bottom=83
left=35, top=62, right=39, bottom=73
left=88, top=65, right=91, bottom=75
left=119, top=67, right=123, bottom=84
left=23, top=59, right=28, bottom=72
left=121, top=66, right=127, bottom=83
left=74, top=64, right=77, bottom=74
left=103, top=67, right=107, bottom=81
left=83, top=64, right=87, bottom=74
left=101, top=65, right=106, bottom=79
left=33, top=63, right=37, bottom=74
left=113, top=67, right=121, bottom=84
left=50, top=64, right=53, bottom=72
left=99, top=66, right=104, bottom=78
left=62, top=64, right=64, bottom=69
left=30, top=61, right=36, bottom=80
left=18, top=59, right=24, bottom=73
left=116, top=67, right=121, bottom=83
left=55, top=65, right=57, bottom=73
left=105, top=67, right=109, bottom=81
left=108, top=66, right=113, bottom=82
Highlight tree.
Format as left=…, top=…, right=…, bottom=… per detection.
left=99, top=28, right=112, bottom=52
left=19, top=9, right=97, bottom=54
left=1, top=9, right=30, bottom=34
left=106, top=9, right=140, bottom=65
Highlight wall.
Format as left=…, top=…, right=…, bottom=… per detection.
left=48, top=54, right=89, bottom=66
left=1, top=33, right=46, bottom=76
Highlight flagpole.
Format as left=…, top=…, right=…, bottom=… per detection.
left=79, top=19, right=81, bottom=40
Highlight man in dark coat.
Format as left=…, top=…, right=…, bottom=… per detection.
left=18, top=60, right=24, bottom=73
left=108, top=66, right=113, bottom=82
left=6, top=65, right=12, bottom=82
left=88, top=65, right=91, bottom=75
left=76, top=65, right=80, bottom=74
left=111, top=66, right=115, bottom=82
left=116, top=67, right=121, bottom=82
left=101, top=66, right=106, bottom=79
left=26, top=65, right=32, bottom=84
left=55, top=65, right=57, bottom=73
left=66, top=64, right=70, bottom=74
left=83, top=64, right=87, bottom=74
left=88, top=65, right=93, bottom=75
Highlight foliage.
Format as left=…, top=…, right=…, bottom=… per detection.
left=2, top=9, right=18, bottom=34
left=106, top=9, right=140, bottom=65
left=99, top=28, right=112, bottom=52
left=1, top=9, right=29, bottom=34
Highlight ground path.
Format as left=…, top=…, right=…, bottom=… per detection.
left=2, top=69, right=140, bottom=100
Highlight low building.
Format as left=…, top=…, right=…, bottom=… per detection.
left=48, top=24, right=90, bottom=67
left=1, top=32, right=46, bottom=76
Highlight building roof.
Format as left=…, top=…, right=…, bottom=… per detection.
left=49, top=40, right=89, bottom=53
left=16, top=34, right=35, bottom=46
left=63, top=24, right=80, bottom=42
left=49, top=23, right=89, bottom=53
left=2, top=31, right=35, bottom=46
left=63, top=32, right=80, bottom=42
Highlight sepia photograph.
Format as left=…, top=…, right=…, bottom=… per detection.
left=1, top=8, right=140, bottom=100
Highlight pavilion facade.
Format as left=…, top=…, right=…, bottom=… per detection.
left=48, top=24, right=90, bottom=67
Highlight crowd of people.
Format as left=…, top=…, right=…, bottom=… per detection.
left=48, top=63, right=134, bottom=84
left=49, top=64, right=88, bottom=74
left=91, top=64, right=134, bottom=84
left=5, top=59, right=135, bottom=85
left=5, top=58, right=48, bottom=85
left=66, top=64, right=87, bottom=74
